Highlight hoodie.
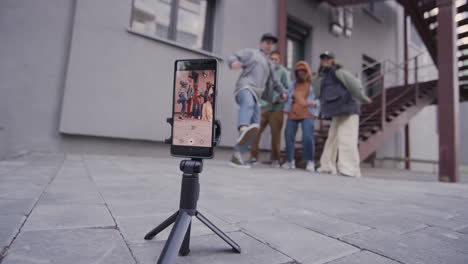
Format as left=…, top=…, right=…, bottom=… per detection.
left=227, top=48, right=286, bottom=103
left=284, top=61, right=320, bottom=118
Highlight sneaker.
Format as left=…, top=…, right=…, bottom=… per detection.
left=247, top=157, right=258, bottom=165
left=236, top=124, right=259, bottom=145
left=270, top=160, right=280, bottom=168
left=229, top=154, right=251, bottom=168
left=305, top=161, right=315, bottom=172
left=281, top=161, right=295, bottom=169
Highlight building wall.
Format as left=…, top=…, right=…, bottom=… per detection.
left=1, top=0, right=464, bottom=168
left=59, top=0, right=277, bottom=149
left=0, top=0, right=75, bottom=158
left=287, top=0, right=403, bottom=78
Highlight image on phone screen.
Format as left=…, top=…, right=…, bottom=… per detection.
left=171, top=59, right=217, bottom=158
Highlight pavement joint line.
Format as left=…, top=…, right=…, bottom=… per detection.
left=321, top=249, right=395, bottom=264
left=398, top=224, right=430, bottom=235
left=455, top=224, right=468, bottom=232
left=12, top=225, right=120, bottom=233
left=239, top=228, right=299, bottom=263
left=282, top=207, right=376, bottom=232
left=335, top=235, right=406, bottom=264
left=0, top=152, right=39, bottom=176
left=284, top=221, right=406, bottom=264
left=0, top=154, right=66, bottom=264
left=82, top=155, right=138, bottom=264
left=284, top=218, right=372, bottom=239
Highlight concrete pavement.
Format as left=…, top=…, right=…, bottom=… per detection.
left=1, top=152, right=468, bottom=264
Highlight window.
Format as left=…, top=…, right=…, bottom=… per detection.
left=363, top=2, right=383, bottom=23
left=286, top=18, right=310, bottom=70
left=130, top=0, right=215, bottom=51
left=330, top=7, right=354, bottom=37
left=362, top=55, right=382, bottom=97
left=330, top=7, right=344, bottom=36
left=365, top=2, right=375, bottom=13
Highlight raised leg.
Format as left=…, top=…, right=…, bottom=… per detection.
left=157, top=211, right=192, bottom=264
left=196, top=212, right=241, bottom=253
left=179, top=221, right=191, bottom=256
left=144, top=211, right=178, bottom=240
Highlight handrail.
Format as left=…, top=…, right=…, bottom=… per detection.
left=319, top=50, right=435, bottom=133
left=360, top=50, right=427, bottom=74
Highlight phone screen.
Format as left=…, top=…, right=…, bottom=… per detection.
left=171, top=59, right=217, bottom=158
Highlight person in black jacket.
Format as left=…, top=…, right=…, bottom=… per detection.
left=314, top=51, right=372, bottom=177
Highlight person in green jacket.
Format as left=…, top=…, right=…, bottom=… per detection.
left=314, top=51, right=372, bottom=177
left=249, top=51, right=290, bottom=167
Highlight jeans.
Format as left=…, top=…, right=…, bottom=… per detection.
left=285, top=118, right=315, bottom=163
left=192, top=103, right=201, bottom=118
left=235, top=89, right=260, bottom=128
left=234, top=89, right=260, bottom=152
left=178, top=100, right=186, bottom=115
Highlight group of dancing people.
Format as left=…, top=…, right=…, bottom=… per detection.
left=227, top=33, right=372, bottom=178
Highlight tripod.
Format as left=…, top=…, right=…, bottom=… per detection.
left=144, top=157, right=241, bottom=264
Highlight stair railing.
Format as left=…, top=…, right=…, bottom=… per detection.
left=317, top=50, right=434, bottom=134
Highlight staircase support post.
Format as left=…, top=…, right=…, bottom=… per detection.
left=380, top=75, right=386, bottom=130
left=404, top=10, right=411, bottom=170
left=414, top=56, right=419, bottom=105
left=437, top=0, right=460, bottom=182
left=276, top=0, right=287, bottom=66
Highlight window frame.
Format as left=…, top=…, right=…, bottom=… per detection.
left=362, top=2, right=383, bottom=23
left=129, top=0, right=216, bottom=53
left=286, top=16, right=310, bottom=70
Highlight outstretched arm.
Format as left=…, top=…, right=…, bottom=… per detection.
left=227, top=49, right=253, bottom=69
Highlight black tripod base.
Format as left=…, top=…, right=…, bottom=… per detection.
left=145, top=209, right=241, bottom=264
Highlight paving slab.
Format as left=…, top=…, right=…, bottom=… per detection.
left=0, top=215, right=25, bottom=252
left=0, top=199, right=36, bottom=216
left=2, top=152, right=468, bottom=264
left=0, top=181, right=46, bottom=200
left=239, top=218, right=359, bottom=264
left=2, top=228, right=135, bottom=264
left=107, top=199, right=179, bottom=218
left=416, top=226, right=468, bottom=254
left=335, top=209, right=428, bottom=234
left=39, top=181, right=104, bottom=204
left=326, top=250, right=400, bottom=264
left=458, top=226, right=468, bottom=234
left=341, top=228, right=468, bottom=264
left=22, top=204, right=115, bottom=231
left=130, top=231, right=292, bottom=264
left=277, top=207, right=371, bottom=238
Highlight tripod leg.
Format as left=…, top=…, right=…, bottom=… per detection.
left=196, top=212, right=241, bottom=253
left=179, top=221, right=191, bottom=256
left=144, top=211, right=178, bottom=240
left=157, top=212, right=192, bottom=264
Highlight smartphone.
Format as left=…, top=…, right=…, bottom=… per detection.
left=171, top=59, right=217, bottom=158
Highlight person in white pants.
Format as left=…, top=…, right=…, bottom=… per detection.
left=314, top=51, right=372, bottom=177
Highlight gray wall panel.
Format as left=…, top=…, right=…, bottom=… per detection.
left=0, top=0, right=75, bottom=157
left=59, top=0, right=277, bottom=148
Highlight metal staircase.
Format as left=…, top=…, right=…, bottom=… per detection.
left=286, top=53, right=438, bottom=168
